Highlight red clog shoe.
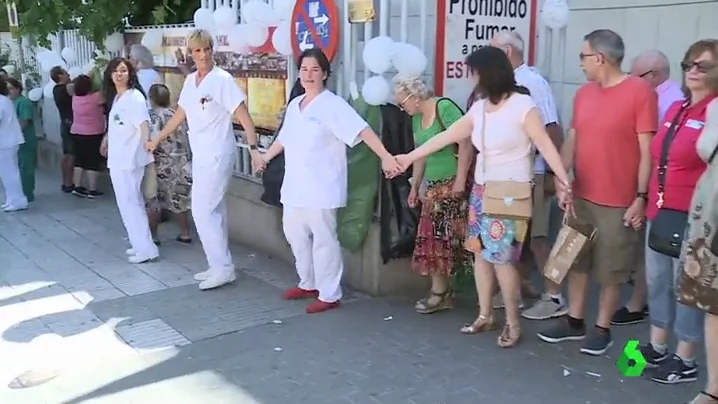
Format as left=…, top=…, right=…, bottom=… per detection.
left=281, top=287, right=319, bottom=300
left=306, top=300, right=341, bottom=314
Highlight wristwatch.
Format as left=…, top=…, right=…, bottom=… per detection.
left=637, top=192, right=648, bottom=202
left=249, top=144, right=258, bottom=150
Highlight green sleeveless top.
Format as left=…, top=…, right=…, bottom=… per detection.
left=411, top=97, right=464, bottom=181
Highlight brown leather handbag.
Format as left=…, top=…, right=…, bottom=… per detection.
left=478, top=101, right=533, bottom=220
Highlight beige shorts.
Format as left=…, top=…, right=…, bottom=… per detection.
left=531, top=174, right=551, bottom=238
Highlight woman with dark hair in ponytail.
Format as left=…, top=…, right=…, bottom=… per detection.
left=100, top=57, right=159, bottom=264
left=394, top=46, right=572, bottom=347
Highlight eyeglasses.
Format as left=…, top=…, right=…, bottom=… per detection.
left=637, top=70, right=655, bottom=78
left=579, top=52, right=598, bottom=61
left=397, top=94, right=411, bottom=111
left=681, top=60, right=715, bottom=73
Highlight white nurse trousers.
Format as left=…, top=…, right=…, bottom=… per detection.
left=282, top=207, right=343, bottom=303
left=110, top=165, right=159, bottom=259
left=0, top=146, right=28, bottom=208
left=191, top=153, right=234, bottom=274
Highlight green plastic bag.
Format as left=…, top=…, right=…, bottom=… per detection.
left=337, top=95, right=382, bottom=252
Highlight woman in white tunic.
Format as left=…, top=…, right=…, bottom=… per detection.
left=261, top=48, right=402, bottom=314
left=0, top=78, right=29, bottom=212
left=101, top=57, right=159, bottom=264
left=149, top=29, right=261, bottom=291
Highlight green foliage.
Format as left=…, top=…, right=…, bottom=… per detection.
left=13, top=0, right=198, bottom=48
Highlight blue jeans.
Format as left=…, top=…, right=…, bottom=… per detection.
left=645, top=221, right=704, bottom=343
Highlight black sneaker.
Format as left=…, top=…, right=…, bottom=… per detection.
left=639, top=343, right=669, bottom=368
left=611, top=306, right=647, bottom=326
left=72, top=187, right=89, bottom=198
left=537, top=318, right=586, bottom=343
left=61, top=185, right=74, bottom=193
left=649, top=354, right=698, bottom=384
left=85, top=190, right=104, bottom=199
left=580, top=327, right=613, bottom=356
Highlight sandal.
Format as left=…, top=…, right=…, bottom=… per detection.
left=687, top=391, right=718, bottom=404
left=415, top=289, right=453, bottom=314
left=497, top=323, right=521, bottom=348
left=176, top=235, right=192, bottom=244
left=460, top=314, right=497, bottom=334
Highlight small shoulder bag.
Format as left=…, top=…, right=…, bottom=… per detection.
left=479, top=101, right=533, bottom=220
left=648, top=101, right=690, bottom=258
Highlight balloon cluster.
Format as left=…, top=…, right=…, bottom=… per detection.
left=360, top=36, right=428, bottom=106
left=192, top=0, right=295, bottom=57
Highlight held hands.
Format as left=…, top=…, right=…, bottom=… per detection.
left=381, top=155, right=403, bottom=179
left=250, top=150, right=266, bottom=174
left=554, top=177, right=576, bottom=218
left=624, top=197, right=646, bottom=230
left=145, top=139, right=158, bottom=153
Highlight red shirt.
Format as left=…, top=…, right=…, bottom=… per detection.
left=572, top=76, right=658, bottom=207
left=646, top=94, right=717, bottom=220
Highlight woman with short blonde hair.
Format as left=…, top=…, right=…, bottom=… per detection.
left=393, top=75, right=473, bottom=315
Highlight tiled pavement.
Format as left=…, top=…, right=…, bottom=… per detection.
left=0, top=171, right=704, bottom=404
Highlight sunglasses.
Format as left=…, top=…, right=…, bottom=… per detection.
left=397, top=94, right=411, bottom=111
left=681, top=60, right=715, bottom=73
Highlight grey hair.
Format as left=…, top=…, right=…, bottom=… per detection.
left=492, top=31, right=525, bottom=58
left=129, top=44, right=155, bottom=68
left=632, top=50, right=671, bottom=74
left=584, top=29, right=625, bottom=65
left=393, top=75, right=432, bottom=100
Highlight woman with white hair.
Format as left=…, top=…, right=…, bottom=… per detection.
left=129, top=44, right=164, bottom=95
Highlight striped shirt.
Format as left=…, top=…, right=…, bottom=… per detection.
left=514, top=64, right=560, bottom=174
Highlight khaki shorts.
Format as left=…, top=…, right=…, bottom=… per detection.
left=571, top=198, right=643, bottom=286
left=531, top=174, right=551, bottom=238
left=141, top=163, right=158, bottom=202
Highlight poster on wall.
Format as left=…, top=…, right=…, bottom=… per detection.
left=434, top=0, right=538, bottom=109
left=124, top=28, right=289, bottom=134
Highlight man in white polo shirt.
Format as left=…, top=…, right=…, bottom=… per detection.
left=149, top=29, right=262, bottom=290
left=490, top=31, right=566, bottom=320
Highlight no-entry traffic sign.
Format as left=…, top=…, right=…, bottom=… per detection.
left=291, top=0, right=340, bottom=62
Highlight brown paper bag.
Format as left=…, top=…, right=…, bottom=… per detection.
left=543, top=217, right=597, bottom=285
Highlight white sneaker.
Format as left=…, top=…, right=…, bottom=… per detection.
left=193, top=270, right=213, bottom=281
left=3, top=204, right=28, bottom=213
left=125, top=248, right=135, bottom=255
left=492, top=293, right=524, bottom=309
left=128, top=254, right=159, bottom=264
left=1, top=202, right=8, bottom=209
left=199, top=271, right=236, bottom=290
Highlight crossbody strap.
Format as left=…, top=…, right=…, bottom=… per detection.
left=480, top=100, right=487, bottom=179
left=657, top=101, right=690, bottom=208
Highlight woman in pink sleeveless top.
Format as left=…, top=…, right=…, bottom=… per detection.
left=70, top=75, right=106, bottom=198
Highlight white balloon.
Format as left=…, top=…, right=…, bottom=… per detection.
left=81, top=60, right=96, bottom=75
left=362, top=75, right=391, bottom=106
left=213, top=6, right=237, bottom=30
left=363, top=35, right=394, bottom=75
left=227, top=24, right=248, bottom=49
left=193, top=7, right=215, bottom=30
left=141, top=29, right=164, bottom=51
left=68, top=66, right=83, bottom=79
left=28, top=88, right=43, bottom=102
left=43, top=82, right=55, bottom=99
left=2, top=64, right=15, bottom=75
left=38, top=51, right=66, bottom=73
left=103, top=32, right=124, bottom=53
left=245, top=24, right=269, bottom=47
left=391, top=42, right=428, bottom=76
left=242, top=0, right=278, bottom=26
left=271, top=23, right=293, bottom=56
left=541, top=0, right=570, bottom=30
left=60, top=47, right=76, bottom=64
left=272, top=0, right=296, bottom=22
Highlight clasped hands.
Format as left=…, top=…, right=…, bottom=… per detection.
left=381, top=154, right=413, bottom=179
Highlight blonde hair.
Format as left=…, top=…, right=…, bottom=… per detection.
left=187, top=29, right=214, bottom=52
left=683, top=39, right=718, bottom=93
left=393, top=75, right=432, bottom=100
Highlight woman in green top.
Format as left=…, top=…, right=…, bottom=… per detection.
left=7, top=78, right=37, bottom=202
left=394, top=76, right=474, bottom=314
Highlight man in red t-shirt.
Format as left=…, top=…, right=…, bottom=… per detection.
left=537, top=30, right=658, bottom=356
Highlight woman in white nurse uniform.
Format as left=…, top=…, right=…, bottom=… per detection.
left=261, top=48, right=402, bottom=314
left=101, top=57, right=159, bottom=264
left=0, top=78, right=29, bottom=212
left=149, top=29, right=261, bottom=291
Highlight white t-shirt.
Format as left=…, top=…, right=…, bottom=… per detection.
left=107, top=89, right=153, bottom=170
left=471, top=94, right=536, bottom=184
left=0, top=95, right=24, bottom=149
left=178, top=67, right=246, bottom=163
left=137, top=68, right=164, bottom=95
left=277, top=90, right=368, bottom=209
left=514, top=64, right=559, bottom=174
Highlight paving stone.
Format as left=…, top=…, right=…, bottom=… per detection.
left=114, top=318, right=191, bottom=352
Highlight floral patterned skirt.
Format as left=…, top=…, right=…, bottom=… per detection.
left=465, top=183, right=529, bottom=265
left=411, top=178, right=472, bottom=277
left=155, top=152, right=193, bottom=214
left=677, top=222, right=718, bottom=315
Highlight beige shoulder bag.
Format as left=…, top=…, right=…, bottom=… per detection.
left=479, top=100, right=533, bottom=220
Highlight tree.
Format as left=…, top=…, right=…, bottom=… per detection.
left=13, top=0, right=199, bottom=48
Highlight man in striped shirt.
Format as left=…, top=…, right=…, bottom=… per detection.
left=489, top=31, right=567, bottom=320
